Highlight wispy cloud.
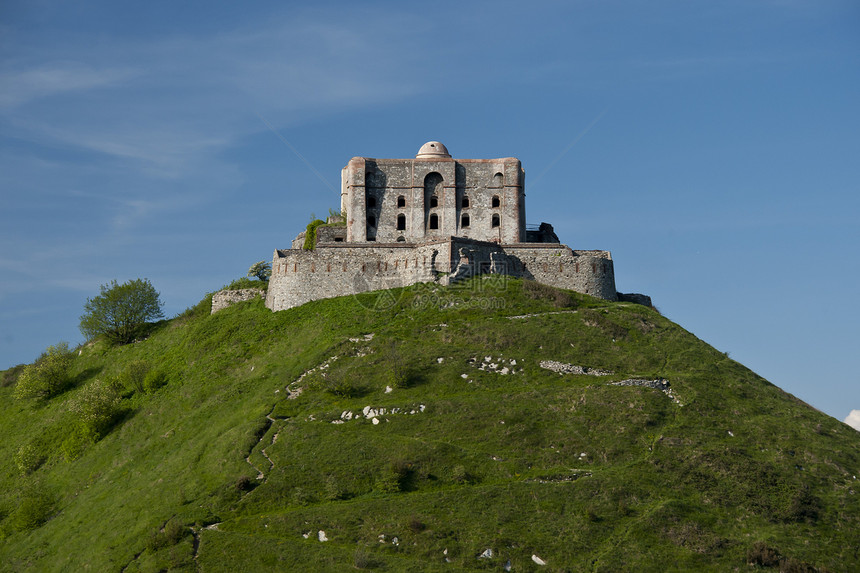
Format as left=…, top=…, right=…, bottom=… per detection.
left=0, top=63, right=137, bottom=108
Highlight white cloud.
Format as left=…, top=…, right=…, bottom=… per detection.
left=845, top=410, right=860, bottom=432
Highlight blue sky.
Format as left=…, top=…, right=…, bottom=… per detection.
left=1, top=1, right=858, bottom=425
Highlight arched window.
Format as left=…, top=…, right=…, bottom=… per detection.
left=429, top=213, right=439, bottom=230
left=430, top=195, right=439, bottom=208
left=491, top=214, right=500, bottom=228
left=491, top=195, right=500, bottom=208
left=462, top=195, right=470, bottom=208
left=367, top=196, right=377, bottom=208
left=396, top=236, right=406, bottom=242
left=461, top=214, right=470, bottom=228
left=397, top=195, right=406, bottom=208
left=397, top=214, right=406, bottom=231
left=492, top=172, right=503, bottom=187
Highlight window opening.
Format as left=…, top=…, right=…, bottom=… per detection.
left=491, top=214, right=500, bottom=228
left=461, top=214, right=470, bottom=228
left=492, top=195, right=500, bottom=208
left=462, top=196, right=470, bottom=208
left=367, top=196, right=377, bottom=208
left=430, top=195, right=438, bottom=208
left=429, top=213, right=439, bottom=229
left=397, top=195, right=406, bottom=207
left=367, top=215, right=376, bottom=227
left=397, top=214, right=406, bottom=231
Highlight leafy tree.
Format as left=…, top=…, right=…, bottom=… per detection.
left=13, top=342, right=74, bottom=401
left=79, top=279, right=164, bottom=345
left=247, top=261, right=271, bottom=282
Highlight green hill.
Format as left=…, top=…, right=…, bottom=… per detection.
left=1, top=278, right=858, bottom=572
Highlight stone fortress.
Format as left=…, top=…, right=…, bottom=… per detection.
left=264, top=141, right=640, bottom=313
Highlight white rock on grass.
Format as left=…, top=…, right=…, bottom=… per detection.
left=318, top=530, right=328, bottom=542
left=504, top=561, right=512, bottom=571
left=479, top=548, right=494, bottom=559
left=532, top=554, right=546, bottom=565
left=302, top=532, right=310, bottom=539
left=372, top=418, right=380, bottom=425
left=385, top=386, right=393, bottom=393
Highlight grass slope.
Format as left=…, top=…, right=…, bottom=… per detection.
left=0, top=278, right=858, bottom=572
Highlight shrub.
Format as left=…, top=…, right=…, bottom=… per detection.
left=303, top=219, right=326, bottom=250
left=61, top=423, right=96, bottom=461
left=386, top=342, right=409, bottom=389
left=120, top=359, right=150, bottom=393
left=145, top=519, right=187, bottom=551
left=10, top=483, right=55, bottom=532
left=143, top=370, right=168, bottom=393
left=79, top=278, right=164, bottom=345
left=14, top=443, right=45, bottom=475
left=13, top=342, right=74, bottom=401
left=69, top=379, right=123, bottom=439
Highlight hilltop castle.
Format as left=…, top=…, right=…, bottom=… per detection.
left=264, top=142, right=621, bottom=312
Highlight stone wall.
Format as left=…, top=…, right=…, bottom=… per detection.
left=342, top=156, right=525, bottom=245
left=211, top=288, right=265, bottom=313
left=265, top=237, right=617, bottom=312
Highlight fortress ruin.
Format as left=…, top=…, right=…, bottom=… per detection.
left=265, top=142, right=620, bottom=312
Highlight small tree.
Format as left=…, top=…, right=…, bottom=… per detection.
left=13, top=342, right=74, bottom=401
left=247, top=261, right=271, bottom=282
left=79, top=279, right=164, bottom=345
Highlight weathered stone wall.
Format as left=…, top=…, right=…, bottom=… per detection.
left=265, top=238, right=617, bottom=312
left=343, top=156, right=524, bottom=245
left=211, top=288, right=265, bottom=313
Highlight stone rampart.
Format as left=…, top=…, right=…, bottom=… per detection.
left=265, top=237, right=617, bottom=312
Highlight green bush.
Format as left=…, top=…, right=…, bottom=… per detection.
left=61, top=424, right=96, bottom=462
left=120, top=359, right=150, bottom=393
left=14, top=443, right=45, bottom=475
left=13, top=342, right=74, bottom=401
left=10, top=483, right=55, bottom=532
left=143, top=370, right=168, bottom=393
left=69, top=379, right=123, bottom=439
left=303, top=219, right=326, bottom=250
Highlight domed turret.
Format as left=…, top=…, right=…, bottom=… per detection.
left=416, top=141, right=451, bottom=158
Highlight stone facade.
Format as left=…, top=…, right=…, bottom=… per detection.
left=266, top=142, right=621, bottom=312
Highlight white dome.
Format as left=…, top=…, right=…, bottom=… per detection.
left=416, top=141, right=451, bottom=158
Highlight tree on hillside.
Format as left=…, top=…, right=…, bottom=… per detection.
left=79, top=279, right=164, bottom=345
left=247, top=261, right=271, bottom=282
left=13, top=342, right=74, bottom=400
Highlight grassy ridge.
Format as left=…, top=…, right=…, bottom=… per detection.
left=0, top=278, right=858, bottom=571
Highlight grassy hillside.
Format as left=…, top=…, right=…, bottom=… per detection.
left=1, top=278, right=858, bottom=572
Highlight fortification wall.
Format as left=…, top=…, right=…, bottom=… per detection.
left=266, top=241, right=454, bottom=311
left=265, top=238, right=617, bottom=312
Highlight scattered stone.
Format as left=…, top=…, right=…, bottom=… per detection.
left=500, top=367, right=509, bottom=375
left=392, top=536, right=399, bottom=545
left=385, top=385, right=393, bottom=393
left=437, top=357, right=445, bottom=363
left=479, top=548, right=494, bottom=559
left=331, top=420, right=344, bottom=424
left=318, top=530, right=328, bottom=542
left=609, top=378, right=682, bottom=405
left=372, top=418, right=380, bottom=425
left=728, top=430, right=734, bottom=437
left=461, top=373, right=468, bottom=379
left=532, top=554, right=547, bottom=565
left=540, top=360, right=613, bottom=376
left=302, top=532, right=310, bottom=539
left=379, top=534, right=386, bottom=543
left=504, top=560, right=512, bottom=571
